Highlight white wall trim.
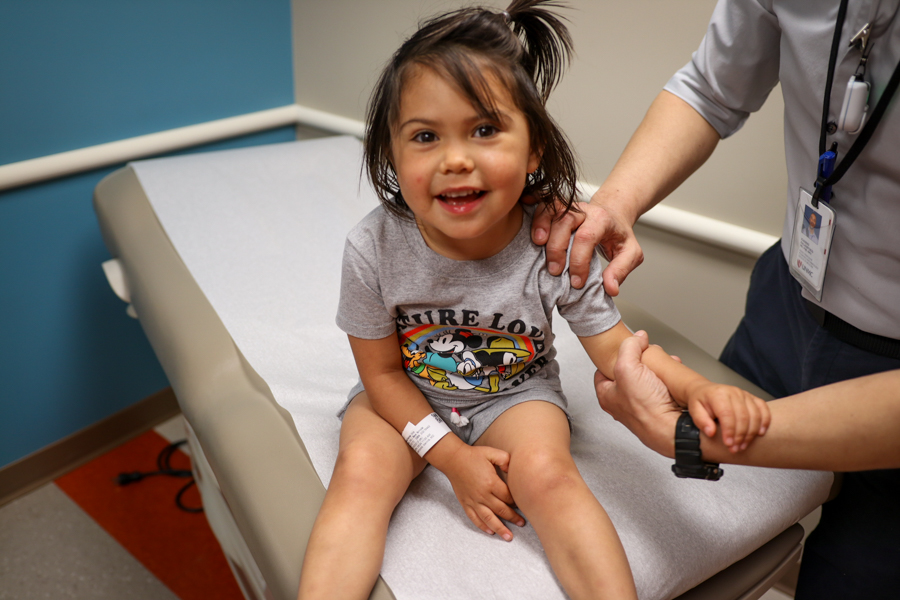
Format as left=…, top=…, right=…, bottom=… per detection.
left=576, top=183, right=778, bottom=258
left=293, top=105, right=366, bottom=138
left=640, top=204, right=778, bottom=258
left=0, top=104, right=775, bottom=257
left=0, top=105, right=303, bottom=191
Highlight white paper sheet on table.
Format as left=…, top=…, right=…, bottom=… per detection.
left=132, top=136, right=832, bottom=600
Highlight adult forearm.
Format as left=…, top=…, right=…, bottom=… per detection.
left=698, top=371, right=900, bottom=471
left=591, top=90, right=720, bottom=224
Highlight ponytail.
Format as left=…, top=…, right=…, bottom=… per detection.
left=505, top=0, right=573, bottom=102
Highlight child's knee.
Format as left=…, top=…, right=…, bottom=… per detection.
left=507, top=448, right=581, bottom=501
left=333, top=439, right=409, bottom=496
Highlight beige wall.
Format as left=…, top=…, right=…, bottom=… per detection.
left=292, top=0, right=788, bottom=357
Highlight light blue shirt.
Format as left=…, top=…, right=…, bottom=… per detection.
left=665, top=0, right=900, bottom=338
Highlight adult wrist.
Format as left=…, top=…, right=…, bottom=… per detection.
left=622, top=404, right=680, bottom=459
left=645, top=410, right=680, bottom=459
left=589, top=185, right=641, bottom=228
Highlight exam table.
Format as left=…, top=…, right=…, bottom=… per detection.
left=93, top=136, right=833, bottom=600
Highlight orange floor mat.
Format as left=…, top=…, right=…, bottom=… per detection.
left=56, top=429, right=245, bottom=600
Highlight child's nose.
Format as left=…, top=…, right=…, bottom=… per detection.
left=440, top=141, right=475, bottom=174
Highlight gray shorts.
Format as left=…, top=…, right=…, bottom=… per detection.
left=339, top=385, right=571, bottom=444
left=428, top=392, right=571, bottom=443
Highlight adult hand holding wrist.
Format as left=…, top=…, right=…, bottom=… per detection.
left=594, top=331, right=681, bottom=457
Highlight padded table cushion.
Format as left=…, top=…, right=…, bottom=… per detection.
left=129, top=136, right=832, bottom=600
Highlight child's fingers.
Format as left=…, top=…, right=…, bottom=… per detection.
left=740, top=401, right=762, bottom=451
left=486, top=447, right=511, bottom=474
left=713, top=401, right=736, bottom=448
left=461, top=495, right=519, bottom=539
left=463, top=506, right=495, bottom=537
left=729, top=400, right=751, bottom=452
left=757, top=396, right=771, bottom=435
left=489, top=495, right=525, bottom=528
left=689, top=404, right=718, bottom=439
left=487, top=477, right=521, bottom=524
left=478, top=505, right=514, bottom=542
left=491, top=479, right=515, bottom=507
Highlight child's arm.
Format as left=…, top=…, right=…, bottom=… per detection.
left=579, top=322, right=771, bottom=453
left=347, top=334, right=525, bottom=540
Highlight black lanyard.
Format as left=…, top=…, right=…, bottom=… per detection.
left=815, top=0, right=900, bottom=200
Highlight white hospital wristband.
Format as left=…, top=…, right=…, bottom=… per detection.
left=401, top=412, right=452, bottom=457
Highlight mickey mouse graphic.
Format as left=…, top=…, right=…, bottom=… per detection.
left=402, top=328, right=534, bottom=395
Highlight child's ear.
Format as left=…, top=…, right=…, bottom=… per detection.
left=527, top=150, right=541, bottom=174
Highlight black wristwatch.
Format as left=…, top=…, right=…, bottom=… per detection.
left=672, top=412, right=723, bottom=481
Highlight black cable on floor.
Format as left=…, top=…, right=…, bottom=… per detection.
left=116, top=439, right=204, bottom=513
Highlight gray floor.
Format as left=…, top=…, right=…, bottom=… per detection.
left=0, top=483, right=178, bottom=600
left=0, top=417, right=190, bottom=600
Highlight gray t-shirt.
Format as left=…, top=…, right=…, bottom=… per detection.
left=336, top=205, right=621, bottom=408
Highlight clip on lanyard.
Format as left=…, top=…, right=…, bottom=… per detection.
left=814, top=0, right=900, bottom=207
left=816, top=144, right=837, bottom=203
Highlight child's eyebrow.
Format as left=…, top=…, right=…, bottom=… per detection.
left=398, top=110, right=510, bottom=132
left=397, top=117, right=438, bottom=131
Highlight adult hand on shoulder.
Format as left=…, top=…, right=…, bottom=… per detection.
left=529, top=190, right=644, bottom=294
left=595, top=331, right=681, bottom=457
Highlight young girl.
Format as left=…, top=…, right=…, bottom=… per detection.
left=299, top=2, right=770, bottom=599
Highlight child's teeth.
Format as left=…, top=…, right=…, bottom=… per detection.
left=442, top=191, right=479, bottom=201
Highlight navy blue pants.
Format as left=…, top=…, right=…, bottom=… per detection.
left=720, top=242, right=900, bottom=600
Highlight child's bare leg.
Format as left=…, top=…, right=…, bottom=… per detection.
left=477, top=401, right=637, bottom=600
left=298, top=392, right=426, bottom=600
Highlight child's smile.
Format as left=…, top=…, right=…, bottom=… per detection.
left=391, top=65, right=539, bottom=261
left=436, top=188, right=487, bottom=213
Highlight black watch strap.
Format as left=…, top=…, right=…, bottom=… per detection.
left=672, top=412, right=723, bottom=481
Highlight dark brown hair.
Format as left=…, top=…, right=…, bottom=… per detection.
left=364, top=0, right=579, bottom=220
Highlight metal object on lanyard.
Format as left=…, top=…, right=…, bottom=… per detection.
left=838, top=23, right=873, bottom=134
left=848, top=22, right=871, bottom=53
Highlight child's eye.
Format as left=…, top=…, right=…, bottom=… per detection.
left=412, top=131, right=436, bottom=143
left=474, top=124, right=499, bottom=138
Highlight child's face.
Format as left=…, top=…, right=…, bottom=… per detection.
left=391, top=65, right=540, bottom=261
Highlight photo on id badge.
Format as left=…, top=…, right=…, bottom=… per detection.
left=801, top=206, right=821, bottom=244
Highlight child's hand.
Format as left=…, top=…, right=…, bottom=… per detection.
left=439, top=444, right=524, bottom=541
left=687, top=383, right=771, bottom=453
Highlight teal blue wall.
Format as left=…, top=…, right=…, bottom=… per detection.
left=0, top=1, right=296, bottom=468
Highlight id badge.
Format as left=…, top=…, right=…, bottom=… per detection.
left=788, top=188, right=836, bottom=301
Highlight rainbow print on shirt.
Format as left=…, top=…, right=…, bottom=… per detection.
left=399, top=323, right=539, bottom=393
